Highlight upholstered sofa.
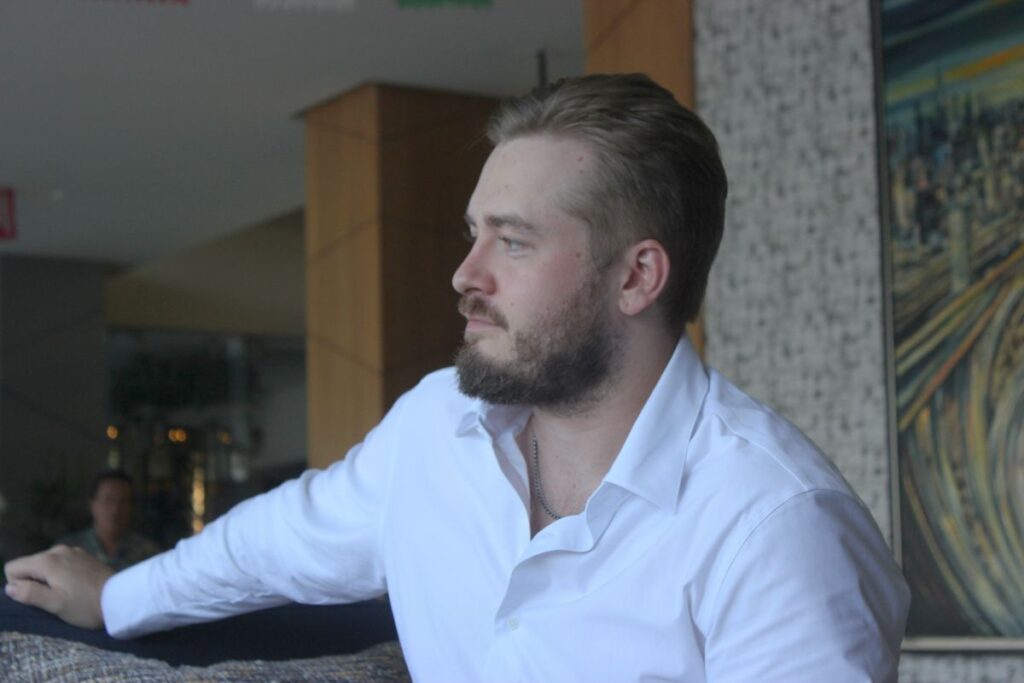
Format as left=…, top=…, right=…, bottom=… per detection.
left=0, top=594, right=408, bottom=682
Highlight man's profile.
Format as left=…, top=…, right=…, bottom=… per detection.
left=57, top=470, right=159, bottom=572
left=5, top=74, right=910, bottom=682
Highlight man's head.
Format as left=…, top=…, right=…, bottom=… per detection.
left=485, top=73, right=727, bottom=334
left=454, top=134, right=620, bottom=411
left=453, top=74, right=727, bottom=410
left=88, top=470, right=134, bottom=544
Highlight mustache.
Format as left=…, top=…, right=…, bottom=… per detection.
left=457, top=295, right=509, bottom=330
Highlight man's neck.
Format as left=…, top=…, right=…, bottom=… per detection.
left=522, top=328, right=679, bottom=532
left=95, top=529, right=123, bottom=557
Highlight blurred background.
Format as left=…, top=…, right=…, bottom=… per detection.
left=0, top=1, right=1021, bottom=678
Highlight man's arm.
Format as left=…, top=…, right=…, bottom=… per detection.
left=4, top=545, right=114, bottom=629
left=704, top=489, right=910, bottom=682
left=4, top=396, right=406, bottom=638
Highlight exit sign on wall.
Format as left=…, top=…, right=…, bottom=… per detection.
left=0, top=188, right=16, bottom=239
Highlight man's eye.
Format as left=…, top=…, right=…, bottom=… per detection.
left=501, top=237, right=525, bottom=251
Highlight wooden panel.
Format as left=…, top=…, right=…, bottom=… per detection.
left=306, top=222, right=383, bottom=369
left=378, top=91, right=496, bottom=402
left=583, top=0, right=637, bottom=51
left=303, top=84, right=379, bottom=140
left=306, top=339, right=383, bottom=468
left=304, top=123, right=380, bottom=259
left=378, top=119, right=491, bottom=226
left=305, top=85, right=384, bottom=468
left=377, top=85, right=496, bottom=141
left=585, top=0, right=694, bottom=107
left=384, top=346, right=454, bottom=409
left=686, top=317, right=705, bottom=358
left=378, top=210, right=467, bottom=405
left=304, top=83, right=497, bottom=467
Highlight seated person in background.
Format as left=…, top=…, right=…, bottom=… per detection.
left=57, top=470, right=159, bottom=572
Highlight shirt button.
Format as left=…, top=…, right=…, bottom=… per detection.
left=506, top=617, right=519, bottom=631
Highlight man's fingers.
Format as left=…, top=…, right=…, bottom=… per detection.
left=4, top=578, right=63, bottom=614
left=3, top=546, right=111, bottom=629
left=4, top=553, right=50, bottom=584
left=4, top=547, right=71, bottom=585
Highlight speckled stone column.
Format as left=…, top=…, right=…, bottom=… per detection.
left=697, top=0, right=890, bottom=530
left=694, top=1, right=1023, bottom=679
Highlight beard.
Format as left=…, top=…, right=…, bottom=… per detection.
left=454, top=274, right=620, bottom=413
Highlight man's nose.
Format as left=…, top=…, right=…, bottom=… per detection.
left=452, top=241, right=495, bottom=296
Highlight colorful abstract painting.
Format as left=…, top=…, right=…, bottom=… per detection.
left=880, top=0, right=1024, bottom=647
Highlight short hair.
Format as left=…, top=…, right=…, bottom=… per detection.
left=89, top=469, right=133, bottom=500
left=487, top=73, right=728, bottom=333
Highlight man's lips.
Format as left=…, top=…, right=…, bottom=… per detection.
left=464, top=316, right=499, bottom=332
left=458, top=296, right=508, bottom=332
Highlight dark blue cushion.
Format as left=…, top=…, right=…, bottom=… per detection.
left=0, top=594, right=397, bottom=666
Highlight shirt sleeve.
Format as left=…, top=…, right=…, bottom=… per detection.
left=704, top=489, right=910, bottom=683
left=102, top=402, right=404, bottom=639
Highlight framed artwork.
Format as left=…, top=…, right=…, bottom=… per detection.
left=877, top=0, right=1024, bottom=650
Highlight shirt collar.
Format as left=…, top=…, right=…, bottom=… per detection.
left=603, top=337, right=709, bottom=512
left=455, top=396, right=529, bottom=440
left=453, top=336, right=709, bottom=512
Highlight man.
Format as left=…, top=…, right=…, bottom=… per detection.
left=57, top=470, right=159, bottom=572
left=5, top=74, right=909, bottom=681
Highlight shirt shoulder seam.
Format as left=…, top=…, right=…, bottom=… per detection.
left=704, top=487, right=861, bottom=637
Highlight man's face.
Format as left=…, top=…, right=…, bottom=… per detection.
left=452, top=135, right=621, bottom=410
left=90, top=479, right=133, bottom=542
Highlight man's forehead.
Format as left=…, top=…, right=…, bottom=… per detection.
left=465, top=136, right=595, bottom=224
left=489, top=134, right=595, bottom=173
left=463, top=212, right=540, bottom=233
left=96, top=480, right=131, bottom=495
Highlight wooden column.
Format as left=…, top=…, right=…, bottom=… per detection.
left=583, top=0, right=705, bottom=357
left=304, top=84, right=496, bottom=468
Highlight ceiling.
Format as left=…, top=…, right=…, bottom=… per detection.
left=0, top=0, right=584, bottom=267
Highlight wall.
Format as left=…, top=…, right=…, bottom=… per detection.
left=106, top=210, right=304, bottom=337
left=696, top=0, right=1022, bottom=678
left=0, top=255, right=109, bottom=559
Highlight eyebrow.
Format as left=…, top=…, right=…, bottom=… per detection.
left=463, top=212, right=541, bottom=234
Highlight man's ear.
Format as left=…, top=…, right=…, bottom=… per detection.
left=617, top=239, right=670, bottom=317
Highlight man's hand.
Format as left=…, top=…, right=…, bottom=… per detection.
left=4, top=545, right=114, bottom=629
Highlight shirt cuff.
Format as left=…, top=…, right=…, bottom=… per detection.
left=101, top=558, right=159, bottom=639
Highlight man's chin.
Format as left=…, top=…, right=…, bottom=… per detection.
left=461, top=335, right=511, bottom=362
left=455, top=345, right=517, bottom=400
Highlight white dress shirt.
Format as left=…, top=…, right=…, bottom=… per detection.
left=103, top=339, right=909, bottom=682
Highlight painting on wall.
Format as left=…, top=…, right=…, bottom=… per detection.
left=879, top=0, right=1024, bottom=649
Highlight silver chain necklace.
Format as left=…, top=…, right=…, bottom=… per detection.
left=530, top=432, right=564, bottom=520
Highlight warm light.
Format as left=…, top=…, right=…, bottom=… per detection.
left=168, top=428, right=188, bottom=443
left=191, top=461, right=206, bottom=535
left=106, top=425, right=119, bottom=440
left=216, top=430, right=233, bottom=446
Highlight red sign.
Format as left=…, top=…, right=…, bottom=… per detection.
left=0, top=188, right=15, bottom=240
